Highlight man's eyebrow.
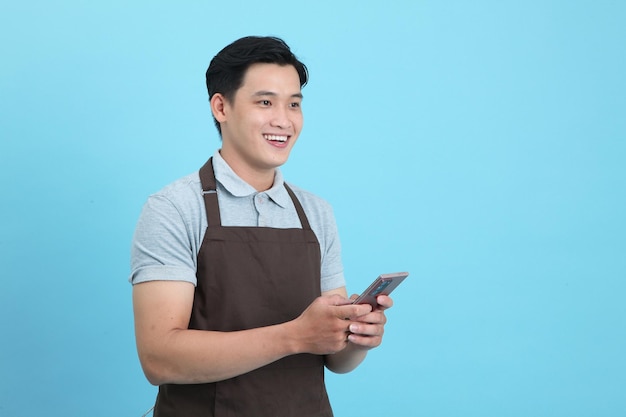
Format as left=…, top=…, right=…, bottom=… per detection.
left=253, top=91, right=303, bottom=99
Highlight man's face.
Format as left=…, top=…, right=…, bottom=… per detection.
left=217, top=63, right=303, bottom=182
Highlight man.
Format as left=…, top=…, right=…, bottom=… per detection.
left=130, top=36, right=393, bottom=416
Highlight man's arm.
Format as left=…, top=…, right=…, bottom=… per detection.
left=323, top=286, right=393, bottom=374
left=133, top=280, right=372, bottom=385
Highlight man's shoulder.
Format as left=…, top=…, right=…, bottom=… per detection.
left=143, top=172, right=205, bottom=223
left=151, top=172, right=202, bottom=203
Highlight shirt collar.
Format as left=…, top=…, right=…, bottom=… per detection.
left=212, top=150, right=291, bottom=208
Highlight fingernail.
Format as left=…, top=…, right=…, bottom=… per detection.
left=349, top=324, right=357, bottom=333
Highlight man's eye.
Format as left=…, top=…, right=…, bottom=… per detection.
left=290, top=102, right=301, bottom=108
left=260, top=100, right=271, bottom=106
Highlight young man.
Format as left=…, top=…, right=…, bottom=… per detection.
left=130, top=36, right=393, bottom=416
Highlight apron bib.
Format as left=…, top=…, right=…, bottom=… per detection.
left=154, top=158, right=333, bottom=417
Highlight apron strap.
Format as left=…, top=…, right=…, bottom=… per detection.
left=199, top=157, right=313, bottom=231
left=199, top=158, right=221, bottom=226
left=284, top=183, right=313, bottom=231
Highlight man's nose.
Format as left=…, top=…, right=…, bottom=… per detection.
left=270, top=106, right=291, bottom=129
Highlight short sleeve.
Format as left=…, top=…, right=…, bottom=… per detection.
left=318, top=206, right=345, bottom=292
left=129, top=194, right=198, bottom=286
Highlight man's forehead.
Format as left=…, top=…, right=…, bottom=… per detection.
left=252, top=90, right=303, bottom=99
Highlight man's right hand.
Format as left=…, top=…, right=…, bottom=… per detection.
left=290, top=294, right=373, bottom=355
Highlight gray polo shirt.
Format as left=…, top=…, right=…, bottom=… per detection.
left=129, top=151, right=345, bottom=293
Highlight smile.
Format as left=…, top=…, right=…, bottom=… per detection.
left=263, top=134, right=288, bottom=143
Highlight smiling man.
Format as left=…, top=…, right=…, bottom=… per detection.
left=130, top=36, right=393, bottom=417
left=213, top=62, right=302, bottom=190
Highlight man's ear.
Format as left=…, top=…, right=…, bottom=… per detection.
left=210, top=93, right=228, bottom=123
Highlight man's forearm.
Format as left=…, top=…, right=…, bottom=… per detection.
left=134, top=281, right=374, bottom=385
left=324, top=343, right=368, bottom=374
left=139, top=321, right=300, bottom=385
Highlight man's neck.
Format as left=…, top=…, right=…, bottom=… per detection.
left=218, top=150, right=276, bottom=192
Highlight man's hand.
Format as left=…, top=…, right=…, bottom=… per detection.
left=290, top=294, right=372, bottom=355
left=346, top=294, right=393, bottom=349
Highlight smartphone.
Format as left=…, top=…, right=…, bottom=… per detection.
left=351, top=272, right=409, bottom=308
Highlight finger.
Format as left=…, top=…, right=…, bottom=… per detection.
left=352, top=310, right=387, bottom=325
left=348, top=322, right=384, bottom=337
left=375, top=295, right=394, bottom=310
left=334, top=303, right=372, bottom=319
left=347, top=333, right=382, bottom=349
left=327, top=294, right=352, bottom=306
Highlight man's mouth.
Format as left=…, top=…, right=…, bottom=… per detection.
left=263, top=134, right=288, bottom=143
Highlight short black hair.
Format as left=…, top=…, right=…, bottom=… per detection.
left=206, top=36, right=308, bottom=134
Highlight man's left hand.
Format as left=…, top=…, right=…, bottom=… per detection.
left=346, top=295, right=393, bottom=349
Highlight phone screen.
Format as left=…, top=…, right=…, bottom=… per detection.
left=352, top=272, right=409, bottom=308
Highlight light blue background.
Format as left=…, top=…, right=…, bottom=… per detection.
left=1, top=1, right=624, bottom=416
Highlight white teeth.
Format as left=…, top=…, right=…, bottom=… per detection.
left=264, top=134, right=288, bottom=142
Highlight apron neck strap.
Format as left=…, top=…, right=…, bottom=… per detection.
left=199, top=157, right=312, bottom=230
left=284, top=183, right=312, bottom=230
left=199, top=157, right=221, bottom=226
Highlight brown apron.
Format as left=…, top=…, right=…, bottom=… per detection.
left=154, top=158, right=333, bottom=417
